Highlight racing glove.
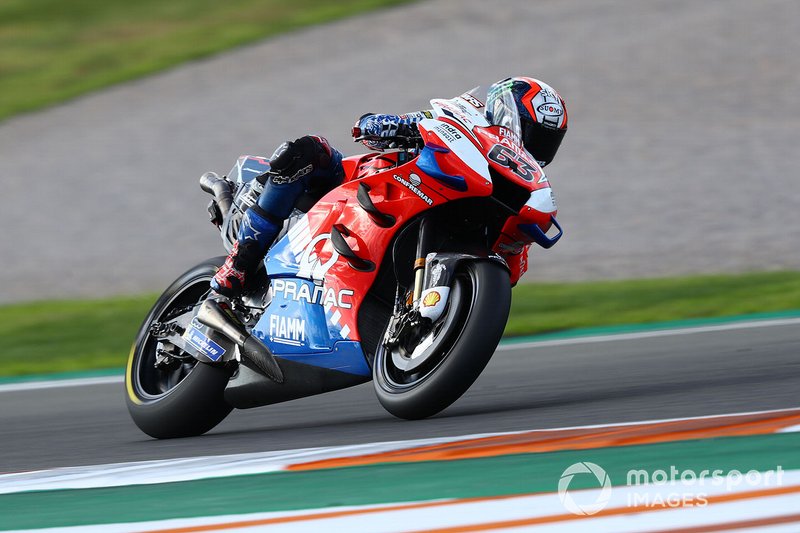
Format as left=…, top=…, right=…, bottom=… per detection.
left=352, top=111, right=429, bottom=151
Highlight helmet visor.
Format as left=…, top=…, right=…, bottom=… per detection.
left=522, top=118, right=566, bottom=166
left=487, top=85, right=524, bottom=144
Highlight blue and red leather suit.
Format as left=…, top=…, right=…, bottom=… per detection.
left=245, top=113, right=423, bottom=248
left=211, top=113, right=423, bottom=295
left=243, top=112, right=425, bottom=244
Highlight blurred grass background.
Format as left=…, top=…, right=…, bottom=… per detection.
left=0, top=0, right=413, bottom=121
left=2, top=2, right=798, bottom=379
left=2, top=271, right=799, bottom=377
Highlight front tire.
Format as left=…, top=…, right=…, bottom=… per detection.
left=125, top=257, right=234, bottom=439
left=373, top=260, right=511, bottom=420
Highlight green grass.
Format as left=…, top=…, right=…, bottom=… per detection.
left=1, top=271, right=799, bottom=378
left=505, top=270, right=800, bottom=336
left=0, top=295, right=157, bottom=377
left=0, top=0, right=414, bottom=122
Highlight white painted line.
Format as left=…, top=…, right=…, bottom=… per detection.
left=497, top=317, right=800, bottom=351
left=2, top=406, right=798, bottom=495
left=0, top=434, right=497, bottom=494
left=3, top=315, right=798, bottom=393
left=0, top=375, right=122, bottom=393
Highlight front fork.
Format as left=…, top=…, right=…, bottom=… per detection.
left=385, top=213, right=510, bottom=349
left=413, top=216, right=436, bottom=302
left=386, top=215, right=437, bottom=348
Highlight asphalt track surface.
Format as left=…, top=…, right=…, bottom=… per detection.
left=2, top=320, right=798, bottom=473
left=2, top=0, right=799, bottom=303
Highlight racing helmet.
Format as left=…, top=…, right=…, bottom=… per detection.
left=485, top=77, right=568, bottom=166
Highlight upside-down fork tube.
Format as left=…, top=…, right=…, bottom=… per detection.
left=413, top=216, right=434, bottom=302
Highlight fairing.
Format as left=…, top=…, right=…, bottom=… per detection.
left=248, top=90, right=560, bottom=376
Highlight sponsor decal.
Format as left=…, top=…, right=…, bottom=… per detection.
left=393, top=174, right=433, bottom=205
left=271, top=278, right=354, bottom=309
left=297, top=233, right=339, bottom=281
left=184, top=320, right=226, bottom=361
left=269, top=314, right=306, bottom=346
left=422, top=110, right=434, bottom=119
left=537, top=103, right=563, bottom=117
left=538, top=86, right=558, bottom=100
left=422, top=290, right=441, bottom=307
left=460, top=92, right=485, bottom=109
left=430, top=262, right=445, bottom=285
left=433, top=122, right=463, bottom=143
left=481, top=131, right=501, bottom=144
left=497, top=126, right=522, bottom=147
left=439, top=103, right=474, bottom=129
left=419, top=286, right=450, bottom=322
left=409, top=172, right=422, bottom=187
left=271, top=163, right=312, bottom=184
left=453, top=100, right=472, bottom=117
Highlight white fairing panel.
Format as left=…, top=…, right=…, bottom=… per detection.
left=527, top=187, right=557, bottom=214
left=420, top=116, right=491, bottom=181
left=430, top=97, right=490, bottom=129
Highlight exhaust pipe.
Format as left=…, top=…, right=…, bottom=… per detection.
left=197, top=299, right=284, bottom=383
left=199, top=172, right=234, bottom=218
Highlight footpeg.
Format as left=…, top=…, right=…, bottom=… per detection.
left=197, top=299, right=284, bottom=383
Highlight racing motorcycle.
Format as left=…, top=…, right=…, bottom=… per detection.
left=125, top=89, right=562, bottom=438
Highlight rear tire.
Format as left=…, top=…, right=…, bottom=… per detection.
left=125, top=257, right=234, bottom=439
left=373, top=260, right=511, bottom=420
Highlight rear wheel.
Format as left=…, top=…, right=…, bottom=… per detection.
left=373, top=260, right=511, bottom=420
left=125, top=257, right=234, bottom=439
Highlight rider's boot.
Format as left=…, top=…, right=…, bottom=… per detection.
left=211, top=206, right=280, bottom=297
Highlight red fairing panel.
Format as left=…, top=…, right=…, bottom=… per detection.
left=472, top=125, right=559, bottom=284
left=299, top=155, right=489, bottom=341
left=343, top=153, right=403, bottom=182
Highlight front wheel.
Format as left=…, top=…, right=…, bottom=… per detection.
left=125, top=257, right=234, bottom=439
left=373, top=260, right=511, bottom=420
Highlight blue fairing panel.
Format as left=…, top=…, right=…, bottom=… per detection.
left=274, top=341, right=371, bottom=376
left=265, top=232, right=301, bottom=278
left=251, top=278, right=370, bottom=376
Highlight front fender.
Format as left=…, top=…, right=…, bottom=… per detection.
left=418, top=251, right=509, bottom=322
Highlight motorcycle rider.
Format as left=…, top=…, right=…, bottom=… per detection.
left=211, top=77, right=568, bottom=297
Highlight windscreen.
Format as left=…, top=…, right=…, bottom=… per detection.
left=483, top=83, right=523, bottom=144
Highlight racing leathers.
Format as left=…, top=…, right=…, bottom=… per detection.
left=211, top=108, right=541, bottom=295
left=211, top=135, right=343, bottom=296
left=211, top=113, right=424, bottom=296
